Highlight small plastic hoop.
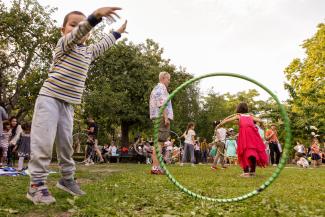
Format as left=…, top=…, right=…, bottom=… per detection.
left=153, top=72, right=292, bottom=203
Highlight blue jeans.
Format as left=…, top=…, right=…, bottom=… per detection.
left=182, top=143, right=195, bottom=163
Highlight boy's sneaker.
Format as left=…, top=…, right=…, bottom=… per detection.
left=150, top=169, right=164, bottom=175
left=211, top=166, right=217, bottom=170
left=56, top=178, right=86, bottom=196
left=26, top=182, right=56, bottom=205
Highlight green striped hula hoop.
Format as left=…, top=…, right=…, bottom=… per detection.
left=153, top=72, right=292, bottom=203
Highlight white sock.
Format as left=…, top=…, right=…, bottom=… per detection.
left=18, top=157, right=24, bottom=170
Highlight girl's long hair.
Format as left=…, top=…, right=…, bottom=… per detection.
left=9, top=116, right=19, bottom=138
left=186, top=122, right=195, bottom=134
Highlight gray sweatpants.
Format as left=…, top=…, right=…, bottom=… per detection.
left=28, top=95, right=75, bottom=183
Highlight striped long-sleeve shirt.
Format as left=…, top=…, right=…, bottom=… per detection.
left=39, top=15, right=121, bottom=104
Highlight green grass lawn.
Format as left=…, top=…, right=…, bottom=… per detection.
left=0, top=163, right=324, bottom=217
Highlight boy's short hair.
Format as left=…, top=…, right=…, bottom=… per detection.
left=159, top=71, right=170, bottom=81
left=62, top=11, right=86, bottom=27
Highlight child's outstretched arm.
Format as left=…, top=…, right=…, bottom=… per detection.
left=216, top=115, right=239, bottom=128
left=252, top=116, right=263, bottom=123
left=90, top=20, right=128, bottom=61
left=55, top=7, right=121, bottom=57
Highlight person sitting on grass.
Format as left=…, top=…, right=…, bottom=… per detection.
left=293, top=141, right=306, bottom=162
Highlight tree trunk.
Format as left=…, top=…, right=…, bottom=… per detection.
left=121, top=120, right=129, bottom=147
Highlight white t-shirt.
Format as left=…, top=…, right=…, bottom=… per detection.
left=184, top=129, right=196, bottom=145
left=294, top=144, right=305, bottom=153
left=165, top=141, right=173, bottom=151
left=109, top=145, right=117, bottom=156
left=215, top=128, right=227, bottom=143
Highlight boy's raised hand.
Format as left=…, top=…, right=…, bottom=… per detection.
left=117, top=20, right=128, bottom=34
left=93, top=7, right=122, bottom=21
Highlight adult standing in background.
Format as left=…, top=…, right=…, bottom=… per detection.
left=8, top=116, right=23, bottom=167
left=149, top=71, right=173, bottom=175
left=265, top=124, right=280, bottom=166
left=0, top=105, right=8, bottom=139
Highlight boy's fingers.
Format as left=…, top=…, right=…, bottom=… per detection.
left=109, top=7, right=122, bottom=11
left=109, top=11, right=121, bottom=19
left=104, top=15, right=116, bottom=23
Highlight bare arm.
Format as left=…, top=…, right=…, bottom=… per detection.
left=217, top=115, right=239, bottom=128
left=252, top=116, right=263, bottom=123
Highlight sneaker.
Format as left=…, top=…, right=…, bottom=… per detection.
left=211, top=166, right=217, bottom=170
left=150, top=169, right=165, bottom=175
left=191, top=163, right=195, bottom=167
left=180, top=163, right=184, bottom=167
left=56, top=178, right=86, bottom=196
left=272, top=164, right=277, bottom=167
left=26, top=182, right=56, bottom=205
left=240, top=173, right=251, bottom=178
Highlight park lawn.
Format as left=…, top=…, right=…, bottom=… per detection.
left=0, top=163, right=324, bottom=217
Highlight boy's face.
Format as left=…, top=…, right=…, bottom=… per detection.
left=62, top=14, right=89, bottom=43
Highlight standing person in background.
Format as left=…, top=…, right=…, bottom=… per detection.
left=0, top=105, right=8, bottom=141
left=149, top=71, right=173, bottom=174
left=225, top=128, right=237, bottom=165
left=86, top=117, right=98, bottom=138
left=311, top=138, right=321, bottom=167
left=15, top=123, right=31, bottom=171
left=180, top=122, right=196, bottom=166
left=0, top=105, right=8, bottom=167
left=194, top=139, right=201, bottom=164
left=255, top=121, right=270, bottom=164
left=211, top=120, right=227, bottom=170
left=200, top=138, right=209, bottom=163
left=8, top=117, right=23, bottom=167
left=0, top=121, right=11, bottom=167
left=265, top=124, right=281, bottom=166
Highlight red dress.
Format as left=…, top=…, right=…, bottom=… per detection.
left=237, top=114, right=268, bottom=169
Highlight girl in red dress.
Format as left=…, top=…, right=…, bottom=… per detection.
left=216, top=102, right=268, bottom=177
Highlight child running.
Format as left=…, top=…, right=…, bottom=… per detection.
left=216, top=102, right=268, bottom=177
left=27, top=7, right=127, bottom=205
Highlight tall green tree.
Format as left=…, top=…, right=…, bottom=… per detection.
left=195, top=89, right=282, bottom=142
left=84, top=39, right=199, bottom=146
left=0, top=0, right=59, bottom=119
left=284, top=23, right=325, bottom=140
